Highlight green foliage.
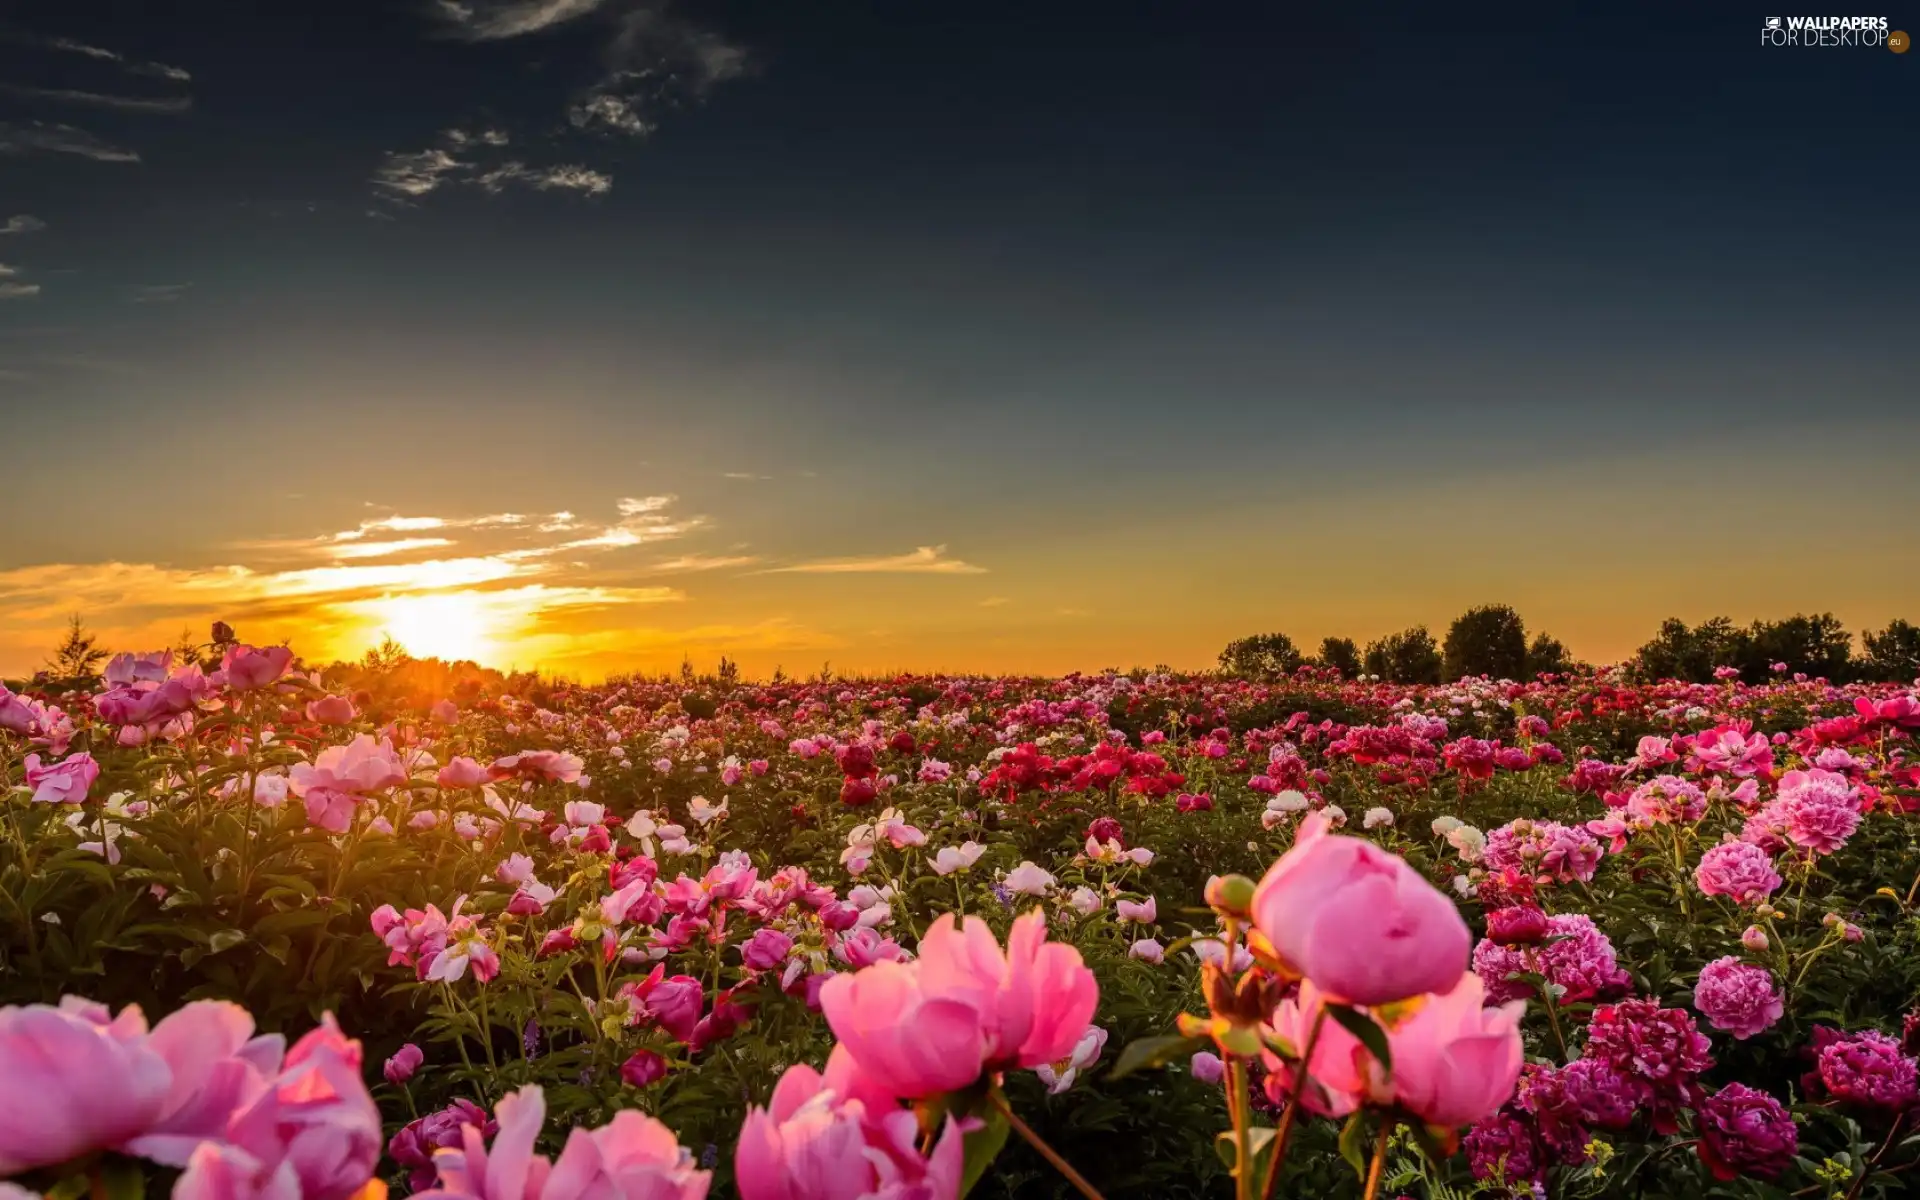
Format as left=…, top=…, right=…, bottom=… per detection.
left=46, top=613, right=110, bottom=679
left=1218, top=633, right=1304, bottom=680
left=1861, top=619, right=1920, bottom=683
left=1317, top=637, right=1362, bottom=679
left=1363, top=625, right=1442, bottom=684
left=1442, top=604, right=1530, bottom=682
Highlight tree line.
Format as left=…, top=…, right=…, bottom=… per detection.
left=1219, top=606, right=1920, bottom=685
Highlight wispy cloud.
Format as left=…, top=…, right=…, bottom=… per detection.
left=0, top=121, right=140, bottom=163
left=433, top=0, right=615, bottom=40
left=121, top=283, right=193, bottom=303
left=2, top=85, right=191, bottom=115
left=39, top=36, right=191, bottom=82
left=766, top=546, right=988, bottom=575
left=326, top=538, right=458, bottom=561
left=0, top=282, right=40, bottom=301
left=475, top=162, right=612, bottom=195
left=1, top=215, right=47, bottom=236
left=644, top=554, right=760, bottom=573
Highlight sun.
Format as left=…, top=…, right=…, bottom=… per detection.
left=363, top=591, right=505, bottom=664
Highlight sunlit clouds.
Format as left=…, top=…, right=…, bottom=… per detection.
left=0, top=495, right=996, bottom=676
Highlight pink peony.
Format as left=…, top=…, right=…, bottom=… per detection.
left=1694, top=840, right=1783, bottom=905
left=1692, top=957, right=1784, bottom=1040
left=542, top=1111, right=709, bottom=1200
left=223, top=1014, right=382, bottom=1200
left=1472, top=912, right=1630, bottom=1005
left=1249, top=811, right=1470, bottom=1005
left=819, top=909, right=1097, bottom=1098
left=1371, top=972, right=1526, bottom=1129
left=223, top=645, right=295, bottom=691
left=289, top=735, right=408, bottom=834
left=735, top=1052, right=964, bottom=1200
left=22, top=751, right=99, bottom=805
left=0, top=998, right=172, bottom=1174
left=1696, top=1083, right=1798, bottom=1180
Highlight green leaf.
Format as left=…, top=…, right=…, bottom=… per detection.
left=207, top=928, right=248, bottom=955
left=1107, top=1032, right=1210, bottom=1081
left=958, top=1098, right=1011, bottom=1196
left=1338, top=1111, right=1370, bottom=1181
left=1326, top=1004, right=1392, bottom=1073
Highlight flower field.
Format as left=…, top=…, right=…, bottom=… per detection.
left=4, top=639, right=1920, bottom=1200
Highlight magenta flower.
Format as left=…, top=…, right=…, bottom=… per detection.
left=1696, top=1083, right=1798, bottom=1180
left=1816, top=1029, right=1920, bottom=1109
left=289, top=735, right=408, bottom=833
left=390, top=1100, right=497, bottom=1192
left=223, top=1014, right=382, bottom=1200
left=384, top=1042, right=424, bottom=1085
left=1473, top=912, right=1630, bottom=1004
left=1582, top=998, right=1714, bottom=1131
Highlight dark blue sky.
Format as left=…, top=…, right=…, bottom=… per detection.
left=0, top=2, right=1915, bottom=675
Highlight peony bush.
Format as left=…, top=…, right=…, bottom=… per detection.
left=2, top=633, right=1919, bottom=1198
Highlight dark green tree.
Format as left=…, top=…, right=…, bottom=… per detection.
left=1363, top=626, right=1442, bottom=684
left=1738, top=613, right=1852, bottom=681
left=1218, top=632, right=1304, bottom=680
left=1317, top=636, right=1362, bottom=679
left=1861, top=619, right=1920, bottom=683
left=1526, top=631, right=1573, bottom=677
left=1632, top=617, right=1749, bottom=683
left=1442, top=604, right=1530, bottom=681
left=46, top=613, right=109, bottom=679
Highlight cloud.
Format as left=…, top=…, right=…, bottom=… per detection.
left=40, top=36, right=191, bottom=82
left=121, top=283, right=193, bottom=303
left=1, top=215, right=47, bottom=236
left=433, top=0, right=615, bottom=40
left=371, top=147, right=467, bottom=197
left=372, top=131, right=611, bottom=201
left=475, top=161, right=612, bottom=195
left=0, top=282, right=41, bottom=301
left=326, top=538, right=458, bottom=560
left=979, top=596, right=1010, bottom=607
left=2, top=85, right=191, bottom=115
left=567, top=93, right=653, bottom=137
left=766, top=546, right=988, bottom=575
left=645, top=554, right=760, bottom=573
left=0, top=121, right=140, bottom=163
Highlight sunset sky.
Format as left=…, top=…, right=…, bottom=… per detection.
left=2, top=4, right=1916, bottom=679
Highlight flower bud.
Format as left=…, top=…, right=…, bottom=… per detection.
left=1741, top=925, right=1769, bottom=953
left=1205, top=873, right=1257, bottom=919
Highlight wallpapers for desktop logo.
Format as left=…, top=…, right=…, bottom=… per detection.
left=1759, top=15, right=1905, bottom=48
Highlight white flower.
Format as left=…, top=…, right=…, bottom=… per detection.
left=930, top=841, right=987, bottom=875
left=1269, top=789, right=1311, bottom=813
left=625, top=809, right=659, bottom=856
left=1362, top=806, right=1394, bottom=830
left=1067, top=887, right=1102, bottom=915
left=1191, top=938, right=1254, bottom=973
left=1003, top=861, right=1056, bottom=896
left=1446, top=824, right=1487, bottom=863
left=688, top=795, right=729, bottom=826
left=1431, top=815, right=1463, bottom=837
left=1036, top=1026, right=1108, bottom=1093
left=1452, top=874, right=1475, bottom=897
left=1321, top=805, right=1347, bottom=828
left=1128, top=938, right=1165, bottom=964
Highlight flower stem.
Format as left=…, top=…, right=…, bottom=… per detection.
left=1260, top=1007, right=1329, bottom=1200
left=990, top=1089, right=1107, bottom=1200
left=1362, top=1119, right=1393, bottom=1200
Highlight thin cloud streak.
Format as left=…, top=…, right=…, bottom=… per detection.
left=763, top=546, right=988, bottom=575
left=2, top=85, right=192, bottom=115
left=0, top=121, right=141, bottom=163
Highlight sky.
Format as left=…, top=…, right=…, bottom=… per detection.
left=1, top=2, right=1916, bottom=679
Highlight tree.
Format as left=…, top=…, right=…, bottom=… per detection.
left=1739, top=613, right=1852, bottom=681
left=1442, top=604, right=1529, bottom=681
left=1526, top=631, right=1573, bottom=677
left=46, top=613, right=109, bottom=678
left=1363, top=626, right=1442, bottom=684
left=1218, top=632, right=1304, bottom=680
left=1632, top=617, right=1748, bottom=683
left=1861, top=619, right=1920, bottom=683
left=1317, top=636, right=1361, bottom=679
